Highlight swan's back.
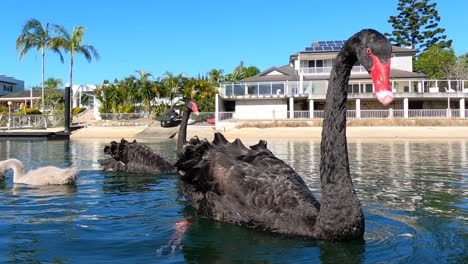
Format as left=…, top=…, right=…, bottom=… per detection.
left=19, top=166, right=79, bottom=185
left=175, top=133, right=320, bottom=236
left=98, top=139, right=175, bottom=174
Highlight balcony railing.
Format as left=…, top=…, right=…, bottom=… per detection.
left=219, top=79, right=468, bottom=98
left=216, top=109, right=466, bottom=122
left=299, top=65, right=367, bottom=74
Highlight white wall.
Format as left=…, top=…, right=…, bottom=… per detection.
left=234, top=99, right=288, bottom=119
left=391, top=54, right=413, bottom=72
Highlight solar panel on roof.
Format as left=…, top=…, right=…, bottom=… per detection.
left=304, top=40, right=346, bottom=52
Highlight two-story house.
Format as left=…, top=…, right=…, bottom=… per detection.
left=216, top=39, right=467, bottom=123
left=0, top=75, right=24, bottom=96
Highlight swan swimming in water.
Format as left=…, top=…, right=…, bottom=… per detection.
left=174, top=29, right=394, bottom=240
left=0, top=158, right=79, bottom=185
left=98, top=99, right=200, bottom=173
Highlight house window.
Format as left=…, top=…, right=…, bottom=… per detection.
left=316, top=60, right=323, bottom=67
left=272, top=84, right=284, bottom=95
left=347, top=84, right=360, bottom=94
left=365, top=84, right=373, bottom=93
left=3, top=85, right=13, bottom=92
left=324, top=59, right=333, bottom=67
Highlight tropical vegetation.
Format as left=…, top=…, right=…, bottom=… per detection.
left=95, top=68, right=226, bottom=119
left=16, top=18, right=99, bottom=115
left=50, top=25, right=100, bottom=90
left=385, top=0, right=452, bottom=52
left=16, top=18, right=64, bottom=112
left=385, top=0, right=468, bottom=81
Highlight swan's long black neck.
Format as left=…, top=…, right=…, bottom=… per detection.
left=315, top=39, right=365, bottom=240
left=320, top=44, right=357, bottom=186
left=177, top=108, right=191, bottom=157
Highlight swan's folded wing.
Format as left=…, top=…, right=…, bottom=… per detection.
left=179, top=150, right=320, bottom=236
left=25, top=166, right=78, bottom=185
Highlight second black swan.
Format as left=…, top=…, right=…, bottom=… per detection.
left=98, top=99, right=200, bottom=174
left=175, top=29, right=394, bottom=241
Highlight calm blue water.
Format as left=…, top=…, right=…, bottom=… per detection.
left=0, top=138, right=467, bottom=263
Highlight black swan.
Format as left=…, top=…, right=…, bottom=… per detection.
left=174, top=29, right=393, bottom=240
left=98, top=99, right=200, bottom=174
left=0, top=158, right=79, bottom=185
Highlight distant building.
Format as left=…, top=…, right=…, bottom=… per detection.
left=0, top=75, right=24, bottom=96
left=0, top=89, right=64, bottom=110
left=217, top=38, right=467, bottom=123
left=72, top=84, right=98, bottom=108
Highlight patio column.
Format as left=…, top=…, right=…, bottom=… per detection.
left=289, top=97, right=294, bottom=119
left=356, top=99, right=361, bottom=118
left=309, top=99, right=314, bottom=119
left=299, top=74, right=303, bottom=95
left=404, top=98, right=409, bottom=118
left=215, top=94, right=219, bottom=126
left=460, top=98, right=465, bottom=118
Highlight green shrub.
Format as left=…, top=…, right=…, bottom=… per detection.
left=72, top=107, right=87, bottom=116
left=25, top=108, right=42, bottom=115
left=0, top=106, right=8, bottom=114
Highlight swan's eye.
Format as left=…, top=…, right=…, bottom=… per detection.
left=366, top=48, right=372, bottom=55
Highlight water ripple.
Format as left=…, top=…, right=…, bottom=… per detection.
left=0, top=139, right=467, bottom=263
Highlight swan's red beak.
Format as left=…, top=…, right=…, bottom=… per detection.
left=370, top=55, right=393, bottom=106
left=192, top=102, right=200, bottom=116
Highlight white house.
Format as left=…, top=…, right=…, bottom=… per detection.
left=216, top=39, right=467, bottom=123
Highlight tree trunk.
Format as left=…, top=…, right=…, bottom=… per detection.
left=41, top=47, right=45, bottom=112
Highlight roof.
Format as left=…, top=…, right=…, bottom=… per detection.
left=242, top=65, right=299, bottom=82
left=304, top=40, right=345, bottom=52
left=293, top=42, right=417, bottom=56
left=391, top=46, right=418, bottom=54
left=0, top=75, right=23, bottom=84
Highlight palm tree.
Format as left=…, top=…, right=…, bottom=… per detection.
left=224, top=61, right=246, bottom=83
left=16, top=18, right=63, bottom=112
left=207, top=69, right=224, bottom=84
left=162, top=71, right=185, bottom=108
left=119, top=76, right=139, bottom=112
left=51, top=25, right=99, bottom=98
left=44, top=77, right=63, bottom=89
left=133, top=70, right=156, bottom=116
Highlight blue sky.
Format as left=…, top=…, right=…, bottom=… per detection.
left=1, top=0, right=466, bottom=88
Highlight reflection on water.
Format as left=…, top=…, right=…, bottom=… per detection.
left=0, top=139, right=467, bottom=263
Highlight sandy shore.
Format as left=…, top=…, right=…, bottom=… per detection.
left=70, top=125, right=468, bottom=141
left=70, top=126, right=149, bottom=140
